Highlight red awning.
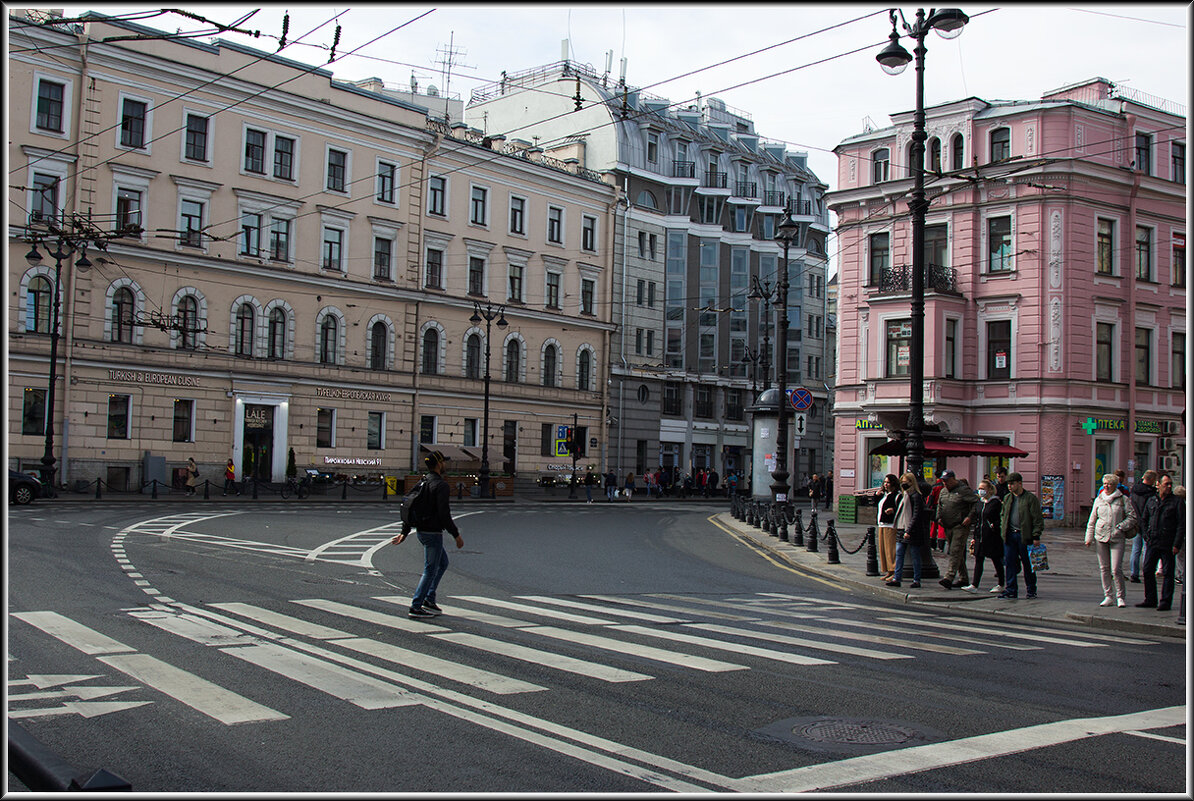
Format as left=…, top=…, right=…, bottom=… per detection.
left=868, top=439, right=1029, bottom=458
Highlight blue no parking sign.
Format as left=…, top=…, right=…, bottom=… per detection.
left=789, top=387, right=813, bottom=411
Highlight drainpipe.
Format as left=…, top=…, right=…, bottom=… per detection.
left=1125, top=110, right=1140, bottom=479
left=617, top=181, right=631, bottom=474
left=599, top=192, right=619, bottom=474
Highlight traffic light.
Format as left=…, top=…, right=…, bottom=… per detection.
left=563, top=426, right=574, bottom=455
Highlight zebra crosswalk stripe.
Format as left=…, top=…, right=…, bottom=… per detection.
left=522, top=626, right=749, bottom=672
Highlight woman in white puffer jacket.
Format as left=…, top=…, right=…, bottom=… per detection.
left=1084, top=473, right=1139, bottom=607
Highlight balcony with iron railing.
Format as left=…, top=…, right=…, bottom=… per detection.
left=702, top=170, right=728, bottom=189
left=761, top=190, right=785, bottom=207
left=787, top=199, right=814, bottom=217
left=733, top=181, right=758, bottom=198
left=672, top=160, right=695, bottom=178
left=870, top=264, right=961, bottom=295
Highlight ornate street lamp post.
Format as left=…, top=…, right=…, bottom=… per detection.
left=876, top=7, right=968, bottom=484
left=470, top=301, right=507, bottom=498
left=771, top=213, right=803, bottom=542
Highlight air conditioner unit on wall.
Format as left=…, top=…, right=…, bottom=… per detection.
left=1164, top=420, right=1181, bottom=435
left=1161, top=455, right=1180, bottom=472
left=1159, top=437, right=1175, bottom=452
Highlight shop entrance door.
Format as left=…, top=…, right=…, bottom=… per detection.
left=243, top=404, right=275, bottom=482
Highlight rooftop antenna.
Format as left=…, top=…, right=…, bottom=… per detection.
left=603, top=50, right=613, bottom=88
left=433, top=32, right=473, bottom=123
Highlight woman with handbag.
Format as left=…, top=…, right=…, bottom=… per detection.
left=961, top=479, right=1005, bottom=593
left=185, top=457, right=199, bottom=496
left=875, top=474, right=899, bottom=582
left=1084, top=473, right=1138, bottom=608
left=886, top=472, right=929, bottom=588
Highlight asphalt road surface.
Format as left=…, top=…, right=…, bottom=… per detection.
left=7, top=500, right=1187, bottom=793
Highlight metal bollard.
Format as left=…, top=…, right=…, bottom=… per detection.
left=251, top=477, right=259, bottom=499
left=203, top=480, right=210, bottom=500
left=778, top=501, right=789, bottom=542
left=768, top=501, right=779, bottom=537
left=151, top=479, right=158, bottom=499
left=341, top=480, right=348, bottom=500
left=826, top=519, right=840, bottom=564
left=806, top=508, right=819, bottom=553
left=95, top=478, right=102, bottom=500
left=792, top=507, right=804, bottom=547
left=865, top=526, right=880, bottom=575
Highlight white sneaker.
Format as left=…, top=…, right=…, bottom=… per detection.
left=961, top=584, right=978, bottom=593
left=1116, top=598, right=1126, bottom=608
left=1100, top=597, right=1113, bottom=607
left=989, top=584, right=1004, bottom=594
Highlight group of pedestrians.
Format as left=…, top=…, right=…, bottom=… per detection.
left=873, top=468, right=1044, bottom=599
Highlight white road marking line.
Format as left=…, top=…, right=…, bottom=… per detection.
left=578, top=595, right=730, bottom=621
left=755, top=619, right=983, bottom=655
left=292, top=598, right=448, bottom=633
left=451, top=596, right=617, bottom=625
left=128, top=608, right=258, bottom=647
left=1124, top=730, right=1185, bottom=745
left=13, top=611, right=135, bottom=655
left=800, top=615, right=1040, bottom=651
left=736, top=705, right=1188, bottom=793
left=609, top=624, right=837, bottom=666
left=878, top=616, right=1107, bottom=647
left=9, top=700, right=152, bottom=719
left=429, top=632, right=653, bottom=683
left=209, top=603, right=354, bottom=640
left=413, top=604, right=532, bottom=628
left=8, top=674, right=102, bottom=689
left=9, top=685, right=141, bottom=701
left=222, top=642, right=420, bottom=709
left=331, top=637, right=545, bottom=695
left=687, top=622, right=912, bottom=660
left=523, top=626, right=749, bottom=672
left=515, top=596, right=688, bottom=623
left=935, top=616, right=1158, bottom=646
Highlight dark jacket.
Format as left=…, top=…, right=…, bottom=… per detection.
left=1000, top=489, right=1044, bottom=543
left=974, top=496, right=1003, bottom=557
left=936, top=483, right=979, bottom=529
left=1142, top=493, right=1184, bottom=548
left=877, top=490, right=898, bottom=526
left=1129, top=481, right=1157, bottom=523
left=894, top=489, right=929, bottom=546
left=402, top=472, right=460, bottom=537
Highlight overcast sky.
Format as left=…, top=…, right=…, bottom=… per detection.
left=40, top=4, right=1191, bottom=267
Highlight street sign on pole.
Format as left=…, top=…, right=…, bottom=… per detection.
left=789, top=387, right=813, bottom=411
left=793, top=413, right=807, bottom=435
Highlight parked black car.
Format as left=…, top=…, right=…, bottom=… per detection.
left=9, top=470, right=42, bottom=505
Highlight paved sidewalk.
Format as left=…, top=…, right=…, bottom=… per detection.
left=716, top=510, right=1186, bottom=640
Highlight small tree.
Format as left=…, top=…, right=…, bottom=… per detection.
left=286, top=447, right=297, bottom=479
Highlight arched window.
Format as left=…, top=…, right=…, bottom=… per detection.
left=906, top=142, right=918, bottom=177
left=422, top=328, right=439, bottom=374
left=951, top=132, right=965, bottom=171
left=928, top=137, right=942, bottom=173
left=578, top=349, right=592, bottom=391
left=235, top=304, right=254, bottom=357
left=542, top=344, right=558, bottom=387
left=111, top=287, right=134, bottom=343
left=268, top=308, right=286, bottom=359
left=505, top=339, right=521, bottom=383
left=370, top=321, right=388, bottom=370
left=636, top=190, right=658, bottom=209
left=26, top=276, right=53, bottom=333
left=178, top=295, right=199, bottom=350
left=320, top=316, right=337, bottom=364
left=465, top=333, right=481, bottom=379
left=871, top=148, right=890, bottom=184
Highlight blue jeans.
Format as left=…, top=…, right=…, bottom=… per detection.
left=584, top=483, right=592, bottom=501
left=1129, top=534, right=1145, bottom=579
left=892, top=538, right=922, bottom=583
left=1003, top=531, right=1037, bottom=596
left=412, top=531, right=449, bottom=608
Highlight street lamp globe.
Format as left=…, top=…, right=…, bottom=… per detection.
left=928, top=8, right=969, bottom=38
left=25, top=244, right=44, bottom=266
left=876, top=31, right=912, bottom=75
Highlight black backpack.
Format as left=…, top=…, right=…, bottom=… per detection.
left=401, top=477, right=433, bottom=528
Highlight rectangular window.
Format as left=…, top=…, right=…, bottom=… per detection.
left=509, top=196, right=525, bottom=234
left=540, top=423, right=553, bottom=457
left=180, top=200, right=203, bottom=247
left=581, top=278, right=595, bottom=315
left=244, top=128, right=266, bottom=173
left=725, top=389, right=743, bottom=422
left=107, top=394, right=131, bottom=439
left=184, top=114, right=208, bottom=161
left=322, top=228, right=343, bottom=271
left=638, top=231, right=647, bottom=258
left=1173, top=233, right=1186, bottom=287
left=22, top=388, right=46, bottom=435
left=172, top=398, right=194, bottom=442
left=116, top=188, right=142, bottom=234
left=869, top=232, right=889, bottom=285
left=988, top=216, right=1013, bottom=273
left=987, top=320, right=1012, bottom=380
left=429, top=176, right=446, bottom=216
left=1172, top=142, right=1185, bottom=183
left=547, top=206, right=563, bottom=244
left=647, top=282, right=657, bottom=308
left=273, top=136, right=295, bottom=180
left=1173, top=332, right=1186, bottom=390
left=924, top=223, right=948, bottom=270
left=646, top=330, right=655, bottom=356
left=648, top=234, right=657, bottom=260
left=647, top=132, right=659, bottom=164
left=582, top=215, right=597, bottom=251
left=420, top=415, right=436, bottom=445
left=990, top=128, right=1010, bottom=162
left=317, top=408, right=336, bottom=448
left=468, top=257, right=485, bottom=295
left=508, top=263, right=524, bottom=301
left=663, top=383, right=682, bottom=416
left=269, top=218, right=291, bottom=261
left=36, top=79, right=65, bottom=132
left=1135, top=226, right=1152, bottom=281
left=31, top=173, right=58, bottom=222
left=463, top=418, right=478, bottom=448
left=636, top=280, right=645, bottom=305
left=1096, top=218, right=1115, bottom=275
left=1135, top=327, right=1151, bottom=385
left=944, top=319, right=958, bottom=379
left=886, top=319, right=911, bottom=377
left=1096, top=322, right=1114, bottom=382
left=545, top=272, right=561, bottom=309
left=426, top=248, right=444, bottom=289
left=635, top=328, right=644, bottom=356
left=120, top=99, right=147, bottom=148
left=1135, top=132, right=1152, bottom=175
left=240, top=213, right=261, bottom=256
left=326, top=149, right=347, bottom=192
left=693, top=386, right=713, bottom=419
left=470, top=185, right=488, bottom=225
left=373, top=237, right=392, bottom=280
left=367, top=411, right=385, bottom=450
left=376, top=162, right=396, bottom=204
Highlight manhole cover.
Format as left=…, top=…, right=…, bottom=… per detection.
left=797, top=720, right=917, bottom=745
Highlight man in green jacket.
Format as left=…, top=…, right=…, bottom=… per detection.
left=998, top=472, right=1044, bottom=599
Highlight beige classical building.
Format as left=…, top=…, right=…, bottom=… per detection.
left=8, top=11, right=616, bottom=491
